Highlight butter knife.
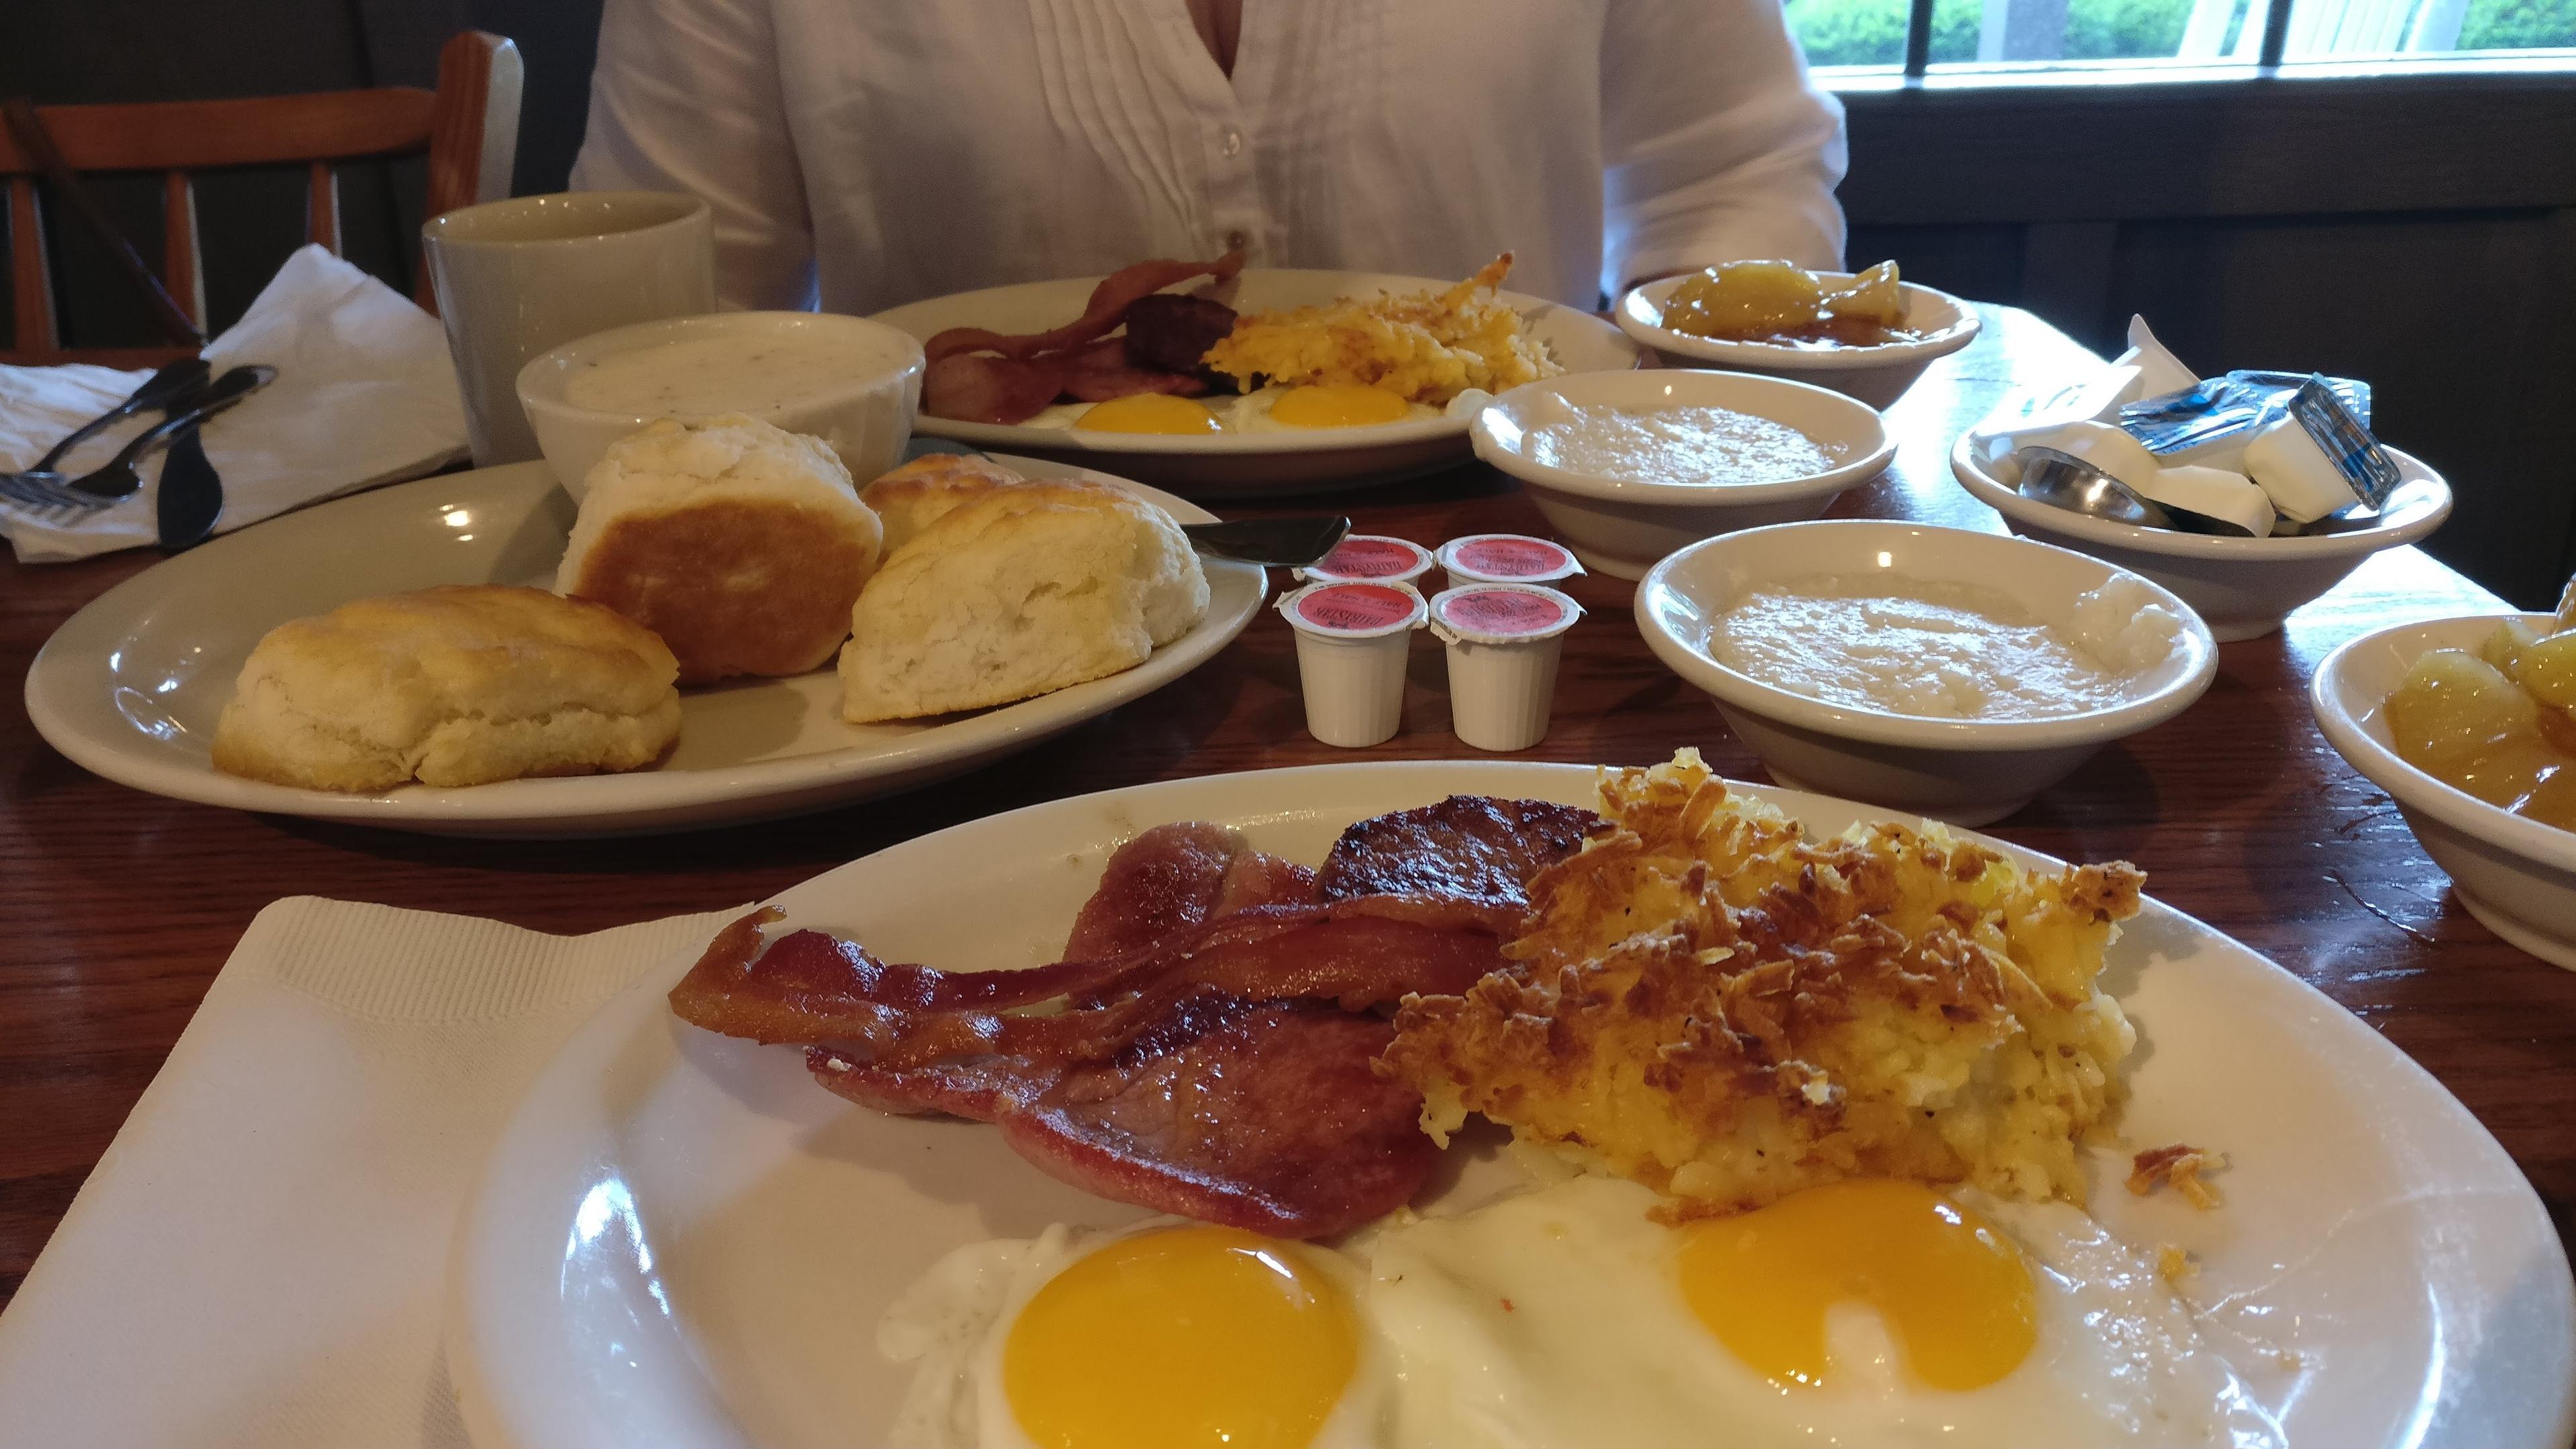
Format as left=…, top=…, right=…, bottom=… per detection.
left=156, top=421, right=222, bottom=550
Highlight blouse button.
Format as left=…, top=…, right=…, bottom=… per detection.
left=1222, top=127, right=1244, bottom=158
left=1223, top=227, right=1250, bottom=252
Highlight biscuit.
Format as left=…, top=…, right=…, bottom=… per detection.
left=859, top=451, right=1027, bottom=553
left=558, top=415, right=884, bottom=684
left=211, top=584, right=682, bottom=791
left=839, top=480, right=1209, bottom=722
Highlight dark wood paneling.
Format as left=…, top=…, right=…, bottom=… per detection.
left=1841, top=73, right=2576, bottom=607
left=1843, top=69, right=2576, bottom=224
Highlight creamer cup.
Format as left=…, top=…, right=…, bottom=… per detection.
left=1293, top=534, right=1436, bottom=588
left=1276, top=580, right=1428, bottom=748
left=1428, top=583, right=1582, bottom=752
left=1437, top=533, right=1585, bottom=588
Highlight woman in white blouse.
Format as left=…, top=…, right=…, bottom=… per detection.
left=571, top=0, right=1849, bottom=314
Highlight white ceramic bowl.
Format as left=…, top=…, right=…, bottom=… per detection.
left=517, top=311, right=925, bottom=499
left=2312, top=612, right=2576, bottom=971
left=1614, top=274, right=1980, bottom=409
left=1470, top=368, right=1892, bottom=580
left=1636, top=519, right=2218, bottom=825
left=1952, top=432, right=2454, bottom=643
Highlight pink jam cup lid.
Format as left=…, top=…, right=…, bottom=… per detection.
left=1438, top=533, right=1584, bottom=584
left=1429, top=584, right=1582, bottom=645
left=1277, top=580, right=1429, bottom=639
left=1295, top=534, right=1436, bottom=585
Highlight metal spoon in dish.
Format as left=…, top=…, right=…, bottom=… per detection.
left=1178, top=515, right=1350, bottom=567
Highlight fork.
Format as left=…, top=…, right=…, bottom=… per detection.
left=0, top=365, right=274, bottom=512
left=7, top=357, right=210, bottom=482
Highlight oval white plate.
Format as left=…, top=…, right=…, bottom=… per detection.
left=1613, top=273, right=1980, bottom=410
left=23, top=458, right=1265, bottom=837
left=447, top=761, right=2574, bottom=1449
left=870, top=268, right=1644, bottom=498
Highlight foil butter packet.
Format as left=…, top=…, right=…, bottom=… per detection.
left=2120, top=370, right=2400, bottom=513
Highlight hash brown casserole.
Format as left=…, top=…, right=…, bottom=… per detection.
left=1201, top=253, right=1560, bottom=405
left=1383, top=749, right=2143, bottom=1216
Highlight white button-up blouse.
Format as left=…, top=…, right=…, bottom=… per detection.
left=570, top=0, right=1850, bottom=313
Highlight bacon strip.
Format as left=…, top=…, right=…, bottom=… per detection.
left=920, top=352, right=1071, bottom=425
left=666, top=797, right=1600, bottom=1240
left=924, top=250, right=1246, bottom=363
left=1064, top=822, right=1260, bottom=961
left=669, top=899, right=1506, bottom=1059
left=812, top=992, right=1435, bottom=1237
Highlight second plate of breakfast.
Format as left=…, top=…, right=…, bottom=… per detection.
left=870, top=257, right=1644, bottom=497
left=24, top=452, right=1266, bottom=837
left=447, top=755, right=2573, bottom=1449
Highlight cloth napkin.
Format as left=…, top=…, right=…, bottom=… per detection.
left=0, top=897, right=741, bottom=1448
left=0, top=244, right=470, bottom=562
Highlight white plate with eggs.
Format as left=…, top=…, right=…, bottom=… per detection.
left=446, top=761, right=2575, bottom=1449
left=869, top=269, right=1645, bottom=498
left=23, top=457, right=1265, bottom=838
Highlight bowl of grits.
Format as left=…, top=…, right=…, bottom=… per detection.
left=1472, top=370, right=1893, bottom=580
left=1614, top=272, right=1980, bottom=409
left=1637, top=519, right=2218, bottom=824
left=518, top=311, right=925, bottom=498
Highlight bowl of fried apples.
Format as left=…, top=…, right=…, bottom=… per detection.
left=1615, top=261, right=1980, bottom=409
left=2313, top=586, right=2576, bottom=971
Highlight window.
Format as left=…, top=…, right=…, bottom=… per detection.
left=1783, top=0, right=2575, bottom=71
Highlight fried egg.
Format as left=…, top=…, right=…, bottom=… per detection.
left=882, top=1220, right=1393, bottom=1449
left=885, top=1173, right=2284, bottom=1449
left=1017, top=384, right=1478, bottom=436
left=1229, top=385, right=1443, bottom=433
left=1368, top=1173, right=2286, bottom=1449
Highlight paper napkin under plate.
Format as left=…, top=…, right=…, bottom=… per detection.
left=0, top=897, right=742, bottom=1448
left=0, top=244, right=470, bottom=562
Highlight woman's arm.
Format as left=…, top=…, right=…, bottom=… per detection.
left=570, top=0, right=818, bottom=309
left=1599, top=0, right=1851, bottom=294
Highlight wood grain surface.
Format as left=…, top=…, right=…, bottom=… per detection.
left=3, top=306, right=2569, bottom=1312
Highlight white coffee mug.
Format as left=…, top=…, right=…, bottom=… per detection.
left=422, top=191, right=716, bottom=466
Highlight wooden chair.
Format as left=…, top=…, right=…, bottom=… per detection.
left=0, top=30, right=523, bottom=365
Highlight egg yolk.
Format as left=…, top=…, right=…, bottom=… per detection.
left=1003, top=1226, right=1358, bottom=1449
left=1075, top=394, right=1226, bottom=434
left=1268, top=384, right=1411, bottom=429
left=1676, top=1179, right=2038, bottom=1392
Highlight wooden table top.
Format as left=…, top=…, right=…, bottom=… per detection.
left=3, top=305, right=2569, bottom=1310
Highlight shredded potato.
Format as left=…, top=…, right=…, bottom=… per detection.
left=1202, top=253, right=1560, bottom=404
left=1383, top=749, right=2144, bottom=1216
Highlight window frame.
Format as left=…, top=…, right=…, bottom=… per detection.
left=1837, top=0, right=2576, bottom=77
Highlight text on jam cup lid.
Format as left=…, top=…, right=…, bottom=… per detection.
left=1430, top=583, right=1582, bottom=643
left=1304, top=535, right=1432, bottom=580
left=1283, top=581, right=1427, bottom=637
left=1440, top=533, right=1581, bottom=580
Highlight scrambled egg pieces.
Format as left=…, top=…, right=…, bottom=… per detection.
left=1202, top=253, right=1561, bottom=405
left=1384, top=750, right=2143, bottom=1216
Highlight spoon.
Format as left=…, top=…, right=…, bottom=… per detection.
left=1179, top=515, right=1352, bottom=568
left=2015, top=448, right=2178, bottom=531
left=2017, top=448, right=2268, bottom=538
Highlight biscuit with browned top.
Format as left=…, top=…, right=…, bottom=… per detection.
left=558, top=415, right=883, bottom=684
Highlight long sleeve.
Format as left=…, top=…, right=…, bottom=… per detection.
left=570, top=0, right=819, bottom=310
left=1598, top=0, right=1850, bottom=296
